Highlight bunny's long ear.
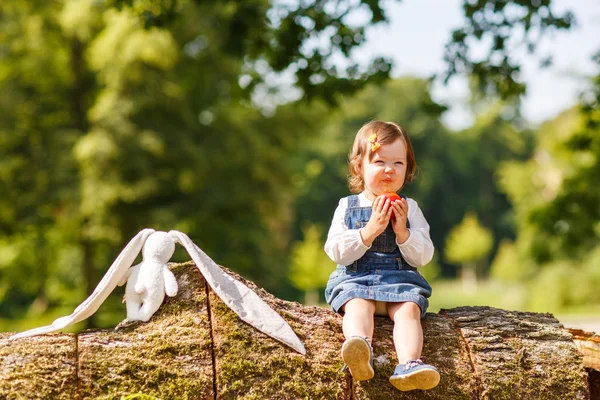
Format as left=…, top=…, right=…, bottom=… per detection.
left=10, top=228, right=156, bottom=340
left=170, top=230, right=306, bottom=355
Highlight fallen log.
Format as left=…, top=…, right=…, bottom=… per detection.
left=0, top=262, right=593, bottom=399
left=567, top=328, right=600, bottom=399
left=568, top=328, right=600, bottom=372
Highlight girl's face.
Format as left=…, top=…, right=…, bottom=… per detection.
left=361, top=137, right=407, bottom=197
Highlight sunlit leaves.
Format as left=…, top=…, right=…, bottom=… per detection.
left=108, top=0, right=394, bottom=105
left=489, top=239, right=533, bottom=282
left=58, top=0, right=101, bottom=41
left=442, top=0, right=574, bottom=100
left=508, top=108, right=600, bottom=262
left=445, top=212, right=494, bottom=264
left=289, top=224, right=333, bottom=302
left=89, top=8, right=177, bottom=88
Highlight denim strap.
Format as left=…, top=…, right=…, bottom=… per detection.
left=347, top=195, right=359, bottom=208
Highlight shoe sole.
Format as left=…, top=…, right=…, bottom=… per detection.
left=389, top=368, right=440, bottom=391
left=341, top=337, right=374, bottom=381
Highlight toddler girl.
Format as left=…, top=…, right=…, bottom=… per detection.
left=324, top=120, right=439, bottom=391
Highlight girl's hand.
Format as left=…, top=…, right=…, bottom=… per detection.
left=359, top=196, right=393, bottom=246
left=391, top=198, right=410, bottom=244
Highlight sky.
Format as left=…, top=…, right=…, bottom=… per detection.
left=355, top=0, right=600, bottom=130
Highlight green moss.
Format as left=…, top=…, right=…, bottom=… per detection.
left=78, top=262, right=214, bottom=399
left=2, top=266, right=592, bottom=399
left=441, top=306, right=589, bottom=399
left=210, top=288, right=348, bottom=399
left=0, top=333, right=78, bottom=399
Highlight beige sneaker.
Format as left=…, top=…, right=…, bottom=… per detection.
left=341, top=336, right=374, bottom=381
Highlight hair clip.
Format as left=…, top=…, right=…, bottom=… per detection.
left=368, top=133, right=381, bottom=152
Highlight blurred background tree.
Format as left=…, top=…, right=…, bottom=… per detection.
left=498, top=103, right=600, bottom=313
left=289, top=224, right=334, bottom=305
left=489, top=239, right=530, bottom=283
left=444, top=212, right=493, bottom=292
left=0, top=0, right=393, bottom=330
left=1, top=0, right=598, bottom=332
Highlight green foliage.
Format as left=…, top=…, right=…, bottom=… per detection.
left=289, top=224, right=334, bottom=304
left=1, top=0, right=598, bottom=329
left=419, top=253, right=441, bottom=283
left=497, top=102, right=600, bottom=311
left=445, top=212, right=493, bottom=265
left=0, top=1, right=86, bottom=321
left=498, top=107, right=599, bottom=263
left=442, top=1, right=575, bottom=100
left=0, top=0, right=331, bottom=326
left=527, top=261, right=573, bottom=312
left=106, top=0, right=584, bottom=106
left=489, top=239, right=532, bottom=283
left=429, top=280, right=528, bottom=313
left=527, top=119, right=600, bottom=261
left=111, top=0, right=394, bottom=105
left=524, top=250, right=600, bottom=314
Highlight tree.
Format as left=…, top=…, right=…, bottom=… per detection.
left=437, top=0, right=600, bottom=289
left=1, top=0, right=594, bottom=330
left=497, top=106, right=600, bottom=312
left=527, top=109, right=600, bottom=262
left=0, top=0, right=335, bottom=328
left=108, top=0, right=395, bottom=105
left=442, top=0, right=575, bottom=100
left=289, top=224, right=334, bottom=305
left=0, top=1, right=92, bottom=325
left=489, top=239, right=532, bottom=283
left=111, top=1, right=580, bottom=104
left=445, top=212, right=493, bottom=291
left=498, top=107, right=594, bottom=263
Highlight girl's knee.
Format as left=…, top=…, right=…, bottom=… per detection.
left=389, top=301, right=421, bottom=320
left=343, top=298, right=376, bottom=314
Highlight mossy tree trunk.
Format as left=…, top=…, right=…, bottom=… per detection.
left=0, top=262, right=594, bottom=399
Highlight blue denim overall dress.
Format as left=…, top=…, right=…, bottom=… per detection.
left=325, top=195, right=432, bottom=317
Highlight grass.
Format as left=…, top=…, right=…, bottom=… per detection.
left=429, top=279, right=600, bottom=328
left=429, top=279, right=529, bottom=313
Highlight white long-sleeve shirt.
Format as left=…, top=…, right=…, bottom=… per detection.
left=324, top=193, right=434, bottom=268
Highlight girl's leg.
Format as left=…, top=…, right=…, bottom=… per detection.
left=342, top=298, right=376, bottom=341
left=386, top=301, right=423, bottom=363
left=387, top=301, right=440, bottom=391
left=340, top=298, right=376, bottom=381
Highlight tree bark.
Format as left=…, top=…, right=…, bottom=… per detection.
left=0, top=262, right=593, bottom=399
left=569, top=328, right=600, bottom=372
left=568, top=328, right=600, bottom=400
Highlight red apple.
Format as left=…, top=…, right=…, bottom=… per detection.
left=382, top=192, right=401, bottom=223
left=382, top=192, right=401, bottom=203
